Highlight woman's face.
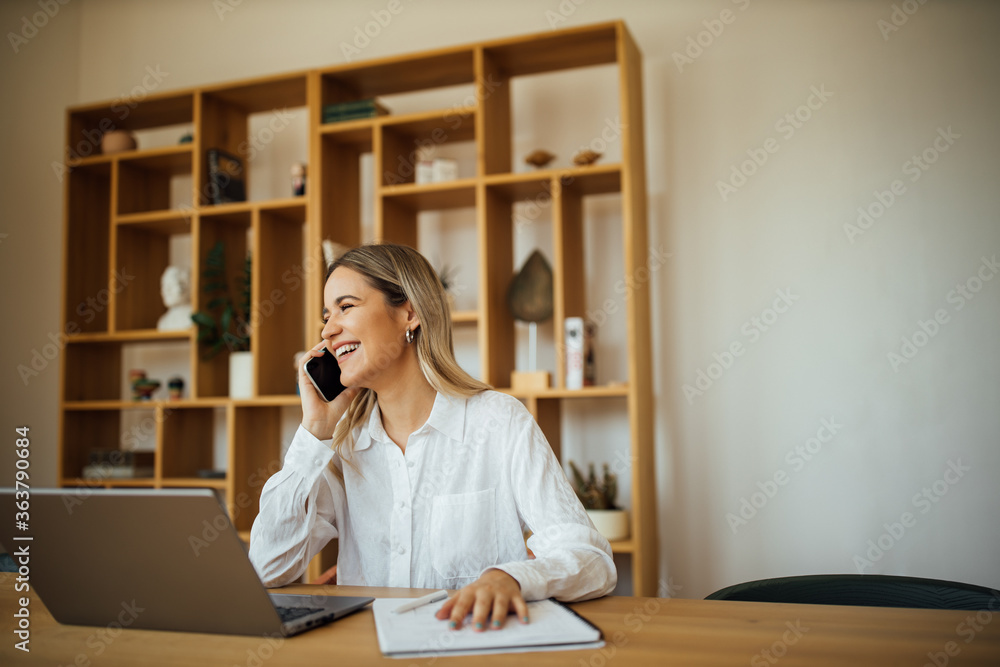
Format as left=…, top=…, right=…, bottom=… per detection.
left=321, top=267, right=414, bottom=390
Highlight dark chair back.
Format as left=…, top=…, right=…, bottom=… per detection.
left=706, top=574, right=999, bottom=610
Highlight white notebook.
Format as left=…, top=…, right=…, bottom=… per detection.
left=372, top=597, right=604, bottom=658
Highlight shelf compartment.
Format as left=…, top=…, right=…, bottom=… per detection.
left=159, top=406, right=218, bottom=480
left=482, top=23, right=618, bottom=77
left=255, top=205, right=307, bottom=397
left=229, top=406, right=284, bottom=533
left=320, top=48, right=475, bottom=102
left=193, top=211, right=252, bottom=398
left=65, top=162, right=112, bottom=334
left=115, top=145, right=193, bottom=216
left=378, top=109, right=477, bottom=187
left=67, top=92, right=195, bottom=162
left=111, top=217, right=191, bottom=332
left=60, top=410, right=122, bottom=480
left=64, top=341, right=122, bottom=402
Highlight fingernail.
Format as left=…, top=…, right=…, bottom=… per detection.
left=449, top=621, right=457, bottom=629
left=521, top=616, right=529, bottom=624
left=492, top=620, right=501, bottom=628
left=475, top=622, right=483, bottom=630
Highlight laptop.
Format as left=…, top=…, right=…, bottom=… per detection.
left=0, top=487, right=372, bottom=637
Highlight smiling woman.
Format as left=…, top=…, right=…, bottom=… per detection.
left=248, top=243, right=616, bottom=632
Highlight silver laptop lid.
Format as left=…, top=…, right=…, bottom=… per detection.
left=0, top=487, right=284, bottom=636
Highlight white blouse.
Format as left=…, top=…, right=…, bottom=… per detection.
left=248, top=390, right=616, bottom=602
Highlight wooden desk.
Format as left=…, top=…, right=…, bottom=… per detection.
left=2, top=572, right=998, bottom=665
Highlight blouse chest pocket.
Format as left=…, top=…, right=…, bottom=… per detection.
left=428, top=488, right=499, bottom=582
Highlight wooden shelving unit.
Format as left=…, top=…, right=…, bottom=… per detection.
left=59, top=21, right=657, bottom=595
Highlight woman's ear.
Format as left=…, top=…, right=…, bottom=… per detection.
left=401, top=301, right=420, bottom=331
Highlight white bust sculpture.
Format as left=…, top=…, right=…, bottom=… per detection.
left=157, top=266, right=193, bottom=331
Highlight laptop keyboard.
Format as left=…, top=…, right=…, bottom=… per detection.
left=276, top=606, right=325, bottom=623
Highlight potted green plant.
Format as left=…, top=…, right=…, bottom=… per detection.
left=191, top=241, right=252, bottom=397
left=569, top=460, right=629, bottom=541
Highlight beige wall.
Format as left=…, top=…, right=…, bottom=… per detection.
left=2, top=0, right=998, bottom=599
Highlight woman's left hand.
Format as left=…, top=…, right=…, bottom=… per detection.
left=435, top=569, right=528, bottom=631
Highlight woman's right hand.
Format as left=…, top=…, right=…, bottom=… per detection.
left=298, top=341, right=360, bottom=440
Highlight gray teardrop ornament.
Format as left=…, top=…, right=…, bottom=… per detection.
left=507, top=249, right=554, bottom=323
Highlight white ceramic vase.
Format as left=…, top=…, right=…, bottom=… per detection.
left=229, top=351, right=253, bottom=398
left=587, top=509, right=629, bottom=541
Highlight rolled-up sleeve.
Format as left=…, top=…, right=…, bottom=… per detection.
left=248, top=425, right=344, bottom=587
left=492, top=415, right=617, bottom=602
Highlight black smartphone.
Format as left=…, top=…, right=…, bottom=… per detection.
left=303, top=348, right=348, bottom=402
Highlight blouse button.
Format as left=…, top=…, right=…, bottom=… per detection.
left=396, top=545, right=406, bottom=555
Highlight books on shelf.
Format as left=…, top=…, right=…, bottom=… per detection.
left=206, top=148, right=247, bottom=204
left=322, top=98, right=390, bottom=124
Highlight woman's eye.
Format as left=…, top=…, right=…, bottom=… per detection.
left=339, top=304, right=353, bottom=312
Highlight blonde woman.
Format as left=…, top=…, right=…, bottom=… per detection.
left=249, top=243, right=615, bottom=631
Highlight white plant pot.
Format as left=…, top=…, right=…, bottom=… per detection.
left=587, top=509, right=629, bottom=542
left=229, top=351, right=253, bottom=398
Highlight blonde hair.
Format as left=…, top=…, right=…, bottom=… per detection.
left=325, top=243, right=490, bottom=471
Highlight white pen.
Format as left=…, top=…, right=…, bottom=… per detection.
left=391, top=590, right=449, bottom=614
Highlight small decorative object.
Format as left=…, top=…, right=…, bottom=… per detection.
left=322, top=240, right=350, bottom=270
left=206, top=148, right=247, bottom=204
left=229, top=351, right=253, bottom=399
left=321, top=98, right=390, bottom=124
left=100, top=130, right=137, bottom=155
left=291, top=162, right=307, bottom=196
left=196, top=469, right=227, bottom=479
left=507, top=250, right=553, bottom=390
left=167, top=376, right=184, bottom=400
left=157, top=266, right=193, bottom=331
left=524, top=149, right=556, bottom=169
left=416, top=158, right=458, bottom=184
left=129, top=370, right=161, bottom=401
left=569, top=460, right=629, bottom=541
left=178, top=132, right=194, bottom=144
left=564, top=317, right=596, bottom=389
left=572, top=149, right=602, bottom=166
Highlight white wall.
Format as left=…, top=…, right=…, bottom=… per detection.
left=1, top=0, right=997, bottom=599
